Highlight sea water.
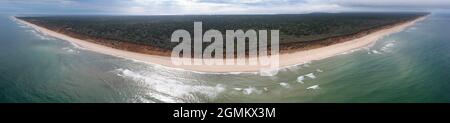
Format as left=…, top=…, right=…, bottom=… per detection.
left=1, top=13, right=450, bottom=103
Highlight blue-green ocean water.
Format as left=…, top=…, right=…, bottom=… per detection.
left=0, top=13, right=449, bottom=103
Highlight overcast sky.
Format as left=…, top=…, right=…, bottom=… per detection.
left=1, top=0, right=449, bottom=15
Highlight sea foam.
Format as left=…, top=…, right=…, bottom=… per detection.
left=116, top=68, right=226, bottom=103
left=305, top=73, right=316, bottom=79
left=371, top=50, right=382, bottom=54
left=62, top=47, right=79, bottom=54
left=380, top=40, right=396, bottom=52
left=279, top=82, right=290, bottom=88
left=297, top=76, right=305, bottom=83
left=26, top=29, right=55, bottom=41
left=316, top=69, right=323, bottom=73
left=242, top=86, right=262, bottom=95
left=307, top=85, right=320, bottom=90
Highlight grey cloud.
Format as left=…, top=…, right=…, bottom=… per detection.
left=329, top=0, right=450, bottom=9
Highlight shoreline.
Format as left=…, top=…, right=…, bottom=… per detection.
left=15, top=16, right=427, bottom=73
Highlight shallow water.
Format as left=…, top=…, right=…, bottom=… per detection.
left=1, top=13, right=450, bottom=103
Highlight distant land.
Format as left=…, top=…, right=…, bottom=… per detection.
left=16, top=13, right=428, bottom=55
left=15, top=12, right=429, bottom=72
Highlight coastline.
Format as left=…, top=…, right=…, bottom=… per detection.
left=14, top=16, right=427, bottom=73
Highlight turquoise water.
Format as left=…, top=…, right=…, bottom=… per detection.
left=0, top=13, right=449, bottom=103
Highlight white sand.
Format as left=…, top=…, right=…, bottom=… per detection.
left=15, top=16, right=426, bottom=73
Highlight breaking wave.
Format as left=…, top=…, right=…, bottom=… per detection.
left=242, top=86, right=262, bottom=95
left=297, top=76, right=305, bottom=83
left=115, top=68, right=226, bottom=103
left=316, top=69, right=323, bottom=73
left=62, top=47, right=80, bottom=54
left=307, top=85, right=320, bottom=90
left=380, top=40, right=396, bottom=52
left=305, top=73, right=317, bottom=79
left=279, top=82, right=290, bottom=88
left=368, top=40, right=397, bottom=54
left=26, top=29, right=55, bottom=41
left=369, top=50, right=382, bottom=54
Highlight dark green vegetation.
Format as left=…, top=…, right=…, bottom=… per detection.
left=17, top=12, right=428, bottom=52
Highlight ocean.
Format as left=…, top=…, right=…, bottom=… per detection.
left=1, top=13, right=450, bottom=103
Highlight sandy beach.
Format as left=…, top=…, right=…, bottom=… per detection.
left=15, top=16, right=426, bottom=73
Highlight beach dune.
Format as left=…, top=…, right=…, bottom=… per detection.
left=15, top=16, right=427, bottom=73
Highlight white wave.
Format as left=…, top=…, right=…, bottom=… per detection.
left=10, top=16, right=24, bottom=26
left=259, top=68, right=279, bottom=76
left=316, top=69, right=323, bottom=73
left=297, top=76, right=305, bottom=83
left=134, top=96, right=155, bottom=103
left=242, top=86, right=262, bottom=95
left=19, top=25, right=28, bottom=28
left=406, top=27, right=418, bottom=32
left=263, top=87, right=269, bottom=91
left=67, top=41, right=86, bottom=50
left=233, top=88, right=242, bottom=91
left=18, top=20, right=85, bottom=50
left=380, top=41, right=396, bottom=52
left=336, top=42, right=377, bottom=56
left=26, top=29, right=55, bottom=41
left=305, top=73, right=316, bottom=79
left=371, top=50, right=382, bottom=54
left=279, top=82, right=290, bottom=88
left=307, top=85, right=320, bottom=90
left=116, top=68, right=226, bottom=103
left=62, top=47, right=80, bottom=54
left=339, top=48, right=363, bottom=55
left=277, top=61, right=307, bottom=71
left=385, top=42, right=395, bottom=47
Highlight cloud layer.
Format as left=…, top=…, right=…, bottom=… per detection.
left=1, top=0, right=449, bottom=14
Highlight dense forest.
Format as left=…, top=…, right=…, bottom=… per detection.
left=17, top=12, right=428, bottom=53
